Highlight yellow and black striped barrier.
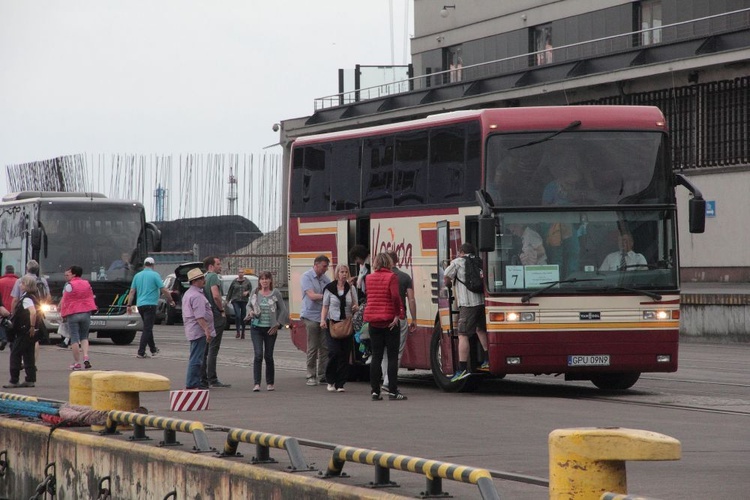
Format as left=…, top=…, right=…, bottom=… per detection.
left=0, top=391, right=39, bottom=402
left=104, top=410, right=213, bottom=452
left=601, top=494, right=663, bottom=500
left=222, top=428, right=314, bottom=471
left=325, top=445, right=500, bottom=499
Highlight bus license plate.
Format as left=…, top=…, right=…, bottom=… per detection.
left=90, top=320, right=106, bottom=327
left=568, top=355, right=610, bottom=367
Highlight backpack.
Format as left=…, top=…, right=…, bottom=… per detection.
left=36, top=278, right=49, bottom=302
left=457, top=255, right=484, bottom=294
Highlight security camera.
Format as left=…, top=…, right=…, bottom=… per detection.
left=272, top=123, right=280, bottom=132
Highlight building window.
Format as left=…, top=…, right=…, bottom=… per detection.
left=638, top=1, right=662, bottom=46
left=531, top=24, right=553, bottom=66
left=442, top=45, right=463, bottom=83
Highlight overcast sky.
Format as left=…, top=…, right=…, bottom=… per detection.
left=0, top=1, right=413, bottom=194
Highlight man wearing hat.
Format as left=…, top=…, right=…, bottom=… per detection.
left=182, top=268, right=215, bottom=389
left=126, top=257, right=175, bottom=359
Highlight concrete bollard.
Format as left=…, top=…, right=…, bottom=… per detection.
left=90, top=371, right=170, bottom=431
left=548, top=427, right=680, bottom=500
left=69, top=370, right=108, bottom=406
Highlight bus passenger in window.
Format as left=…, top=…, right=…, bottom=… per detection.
left=507, top=224, right=547, bottom=265
left=542, top=154, right=591, bottom=276
left=599, top=233, right=648, bottom=271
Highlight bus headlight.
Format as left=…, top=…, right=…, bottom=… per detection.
left=643, top=310, right=670, bottom=320
left=506, top=312, right=536, bottom=322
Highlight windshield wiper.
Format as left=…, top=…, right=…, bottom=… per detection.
left=508, top=120, right=582, bottom=150
left=603, top=286, right=662, bottom=301
left=521, top=277, right=602, bottom=304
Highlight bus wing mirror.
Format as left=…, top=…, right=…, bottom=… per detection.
left=689, top=198, right=706, bottom=234
left=145, top=222, right=162, bottom=252
left=31, top=228, right=42, bottom=250
left=478, top=216, right=496, bottom=252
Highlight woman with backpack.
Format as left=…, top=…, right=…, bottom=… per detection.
left=3, top=276, right=40, bottom=388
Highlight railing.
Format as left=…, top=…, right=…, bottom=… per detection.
left=103, top=410, right=214, bottom=452
left=314, top=8, right=750, bottom=110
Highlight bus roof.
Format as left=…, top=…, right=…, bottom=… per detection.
left=1, top=191, right=143, bottom=208
left=292, top=105, right=667, bottom=146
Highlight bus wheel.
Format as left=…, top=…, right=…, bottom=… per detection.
left=430, top=323, right=478, bottom=393
left=590, top=372, right=640, bottom=391
left=110, top=330, right=137, bottom=346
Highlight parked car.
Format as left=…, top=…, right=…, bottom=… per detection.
left=221, top=273, right=258, bottom=330
left=156, top=262, right=204, bottom=325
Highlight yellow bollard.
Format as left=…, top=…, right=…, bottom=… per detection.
left=69, top=370, right=109, bottom=406
left=549, top=427, right=680, bottom=500
left=90, top=371, right=170, bottom=431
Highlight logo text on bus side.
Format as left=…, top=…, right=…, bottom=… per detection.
left=373, top=223, right=413, bottom=270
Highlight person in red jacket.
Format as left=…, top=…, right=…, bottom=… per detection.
left=364, top=253, right=406, bottom=401
left=59, top=266, right=97, bottom=371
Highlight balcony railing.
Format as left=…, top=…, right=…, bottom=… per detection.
left=314, top=7, right=750, bottom=111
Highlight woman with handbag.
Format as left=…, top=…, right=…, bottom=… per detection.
left=244, top=271, right=288, bottom=392
left=320, top=264, right=358, bottom=392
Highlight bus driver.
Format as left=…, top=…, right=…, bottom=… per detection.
left=599, top=233, right=648, bottom=271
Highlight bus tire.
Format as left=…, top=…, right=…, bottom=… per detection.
left=590, top=372, right=640, bottom=391
left=110, top=330, right=137, bottom=346
left=430, top=322, right=478, bottom=393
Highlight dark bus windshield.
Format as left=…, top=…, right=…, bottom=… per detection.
left=39, top=204, right=145, bottom=281
left=485, top=131, right=672, bottom=207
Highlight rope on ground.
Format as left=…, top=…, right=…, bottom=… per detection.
left=0, top=399, right=59, bottom=419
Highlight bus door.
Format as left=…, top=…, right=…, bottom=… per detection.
left=435, top=220, right=460, bottom=376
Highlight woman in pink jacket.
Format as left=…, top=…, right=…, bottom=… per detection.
left=59, top=265, right=97, bottom=371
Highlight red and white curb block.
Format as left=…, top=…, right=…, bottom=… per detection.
left=169, top=389, right=210, bottom=411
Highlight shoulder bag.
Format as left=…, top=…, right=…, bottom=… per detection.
left=329, top=288, right=355, bottom=339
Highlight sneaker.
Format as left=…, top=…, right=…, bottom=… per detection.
left=266, top=384, right=274, bottom=391
left=57, top=340, right=69, bottom=349
left=252, top=384, right=260, bottom=392
left=389, top=391, right=407, bottom=401
left=210, top=381, right=231, bottom=388
left=371, top=392, right=383, bottom=401
left=450, top=370, right=470, bottom=382
left=365, top=357, right=372, bottom=365
left=70, top=363, right=82, bottom=371
left=2, top=382, right=20, bottom=388
left=136, top=353, right=149, bottom=359
left=306, top=378, right=317, bottom=386
left=327, top=384, right=336, bottom=392
left=83, top=359, right=92, bottom=370
left=236, top=332, right=241, bottom=339
left=18, top=381, right=35, bottom=388
left=381, top=385, right=394, bottom=396
left=478, top=361, right=490, bottom=372
left=150, top=348, right=160, bottom=357
left=336, top=387, right=346, bottom=393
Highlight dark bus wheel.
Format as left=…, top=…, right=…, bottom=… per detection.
left=429, top=322, right=478, bottom=393
left=590, top=372, right=641, bottom=391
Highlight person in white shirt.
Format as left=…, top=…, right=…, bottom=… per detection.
left=600, top=233, right=648, bottom=271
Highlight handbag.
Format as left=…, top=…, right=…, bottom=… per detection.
left=329, top=317, right=354, bottom=339
left=329, top=288, right=355, bottom=339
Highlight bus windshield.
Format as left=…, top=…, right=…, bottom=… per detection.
left=39, top=204, right=144, bottom=281
left=486, top=209, right=678, bottom=293
left=485, top=131, right=672, bottom=206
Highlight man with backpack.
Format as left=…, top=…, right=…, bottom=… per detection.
left=443, top=242, right=490, bottom=382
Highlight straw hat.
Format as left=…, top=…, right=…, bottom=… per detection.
left=187, top=268, right=205, bottom=282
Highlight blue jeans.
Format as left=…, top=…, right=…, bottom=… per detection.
left=137, top=305, right=157, bottom=355
left=186, top=336, right=207, bottom=389
left=232, top=301, right=247, bottom=334
left=66, top=312, right=91, bottom=343
left=251, top=326, right=277, bottom=385
left=201, top=313, right=226, bottom=385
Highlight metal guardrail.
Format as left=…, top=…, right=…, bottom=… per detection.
left=103, top=410, right=214, bottom=452
left=221, top=428, right=314, bottom=472
left=324, top=444, right=501, bottom=499
left=314, top=7, right=750, bottom=110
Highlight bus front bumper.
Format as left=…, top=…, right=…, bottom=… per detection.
left=44, top=313, right=143, bottom=332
